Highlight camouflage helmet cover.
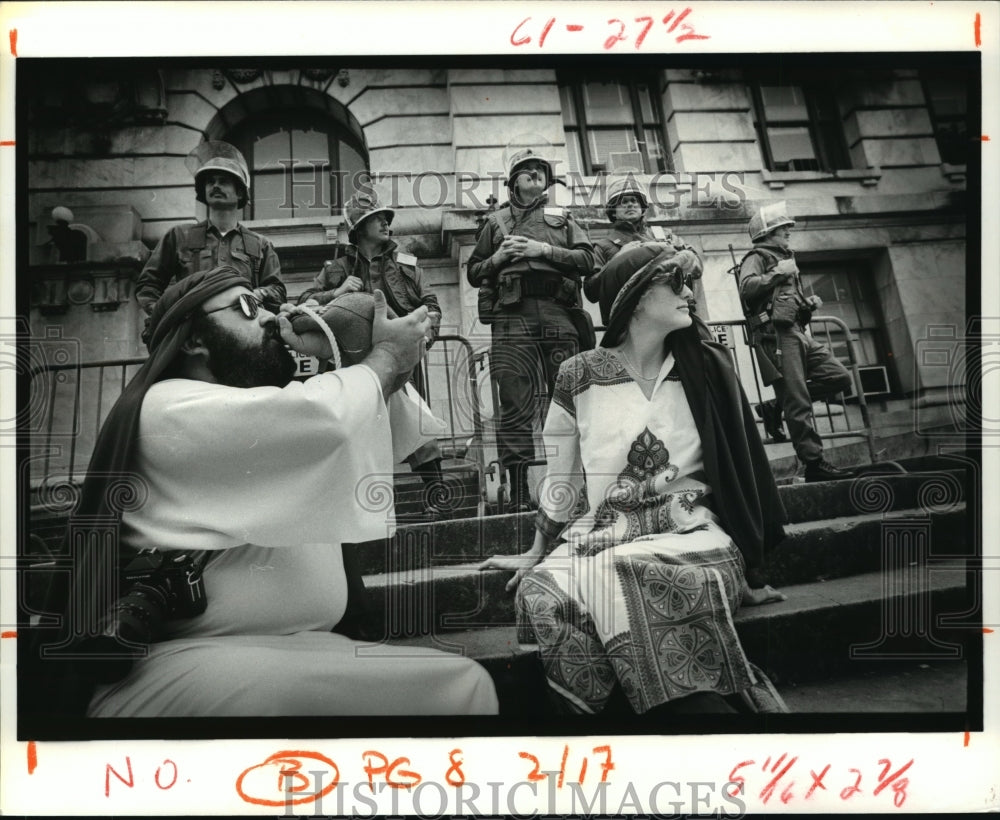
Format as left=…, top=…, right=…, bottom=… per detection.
left=748, top=201, right=796, bottom=242
left=605, top=174, right=650, bottom=222
left=187, top=141, right=251, bottom=207
left=344, top=189, right=395, bottom=241
left=503, top=134, right=558, bottom=188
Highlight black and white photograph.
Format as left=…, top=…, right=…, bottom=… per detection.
left=1, top=1, right=996, bottom=815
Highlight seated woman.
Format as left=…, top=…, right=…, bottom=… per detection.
left=482, top=245, right=788, bottom=716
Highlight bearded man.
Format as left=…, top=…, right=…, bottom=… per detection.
left=24, top=265, right=498, bottom=722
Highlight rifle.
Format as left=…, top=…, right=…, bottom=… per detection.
left=729, top=243, right=783, bottom=385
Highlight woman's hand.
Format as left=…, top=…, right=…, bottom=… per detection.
left=741, top=582, right=787, bottom=607
left=479, top=550, right=544, bottom=593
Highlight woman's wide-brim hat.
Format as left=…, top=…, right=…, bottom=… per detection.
left=598, top=244, right=689, bottom=348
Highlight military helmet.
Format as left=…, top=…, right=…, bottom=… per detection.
left=748, top=201, right=796, bottom=242
left=187, top=141, right=251, bottom=208
left=605, top=175, right=649, bottom=222
left=344, top=189, right=395, bottom=242
left=503, top=134, right=558, bottom=189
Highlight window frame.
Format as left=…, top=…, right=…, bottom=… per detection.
left=921, top=72, right=969, bottom=167
left=226, top=109, right=368, bottom=221
left=750, top=80, right=851, bottom=173
left=798, top=257, right=896, bottom=396
left=558, top=74, right=673, bottom=176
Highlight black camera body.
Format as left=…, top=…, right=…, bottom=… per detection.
left=78, top=549, right=208, bottom=683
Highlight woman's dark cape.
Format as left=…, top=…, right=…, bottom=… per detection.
left=673, top=316, right=787, bottom=570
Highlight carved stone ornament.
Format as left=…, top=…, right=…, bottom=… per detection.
left=226, top=69, right=262, bottom=85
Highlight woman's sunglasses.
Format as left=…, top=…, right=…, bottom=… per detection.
left=202, top=292, right=262, bottom=320
left=650, top=265, right=700, bottom=294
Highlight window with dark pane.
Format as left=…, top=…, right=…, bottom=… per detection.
left=751, top=80, right=851, bottom=172
left=800, top=259, right=894, bottom=396
left=922, top=72, right=969, bottom=166
left=226, top=109, right=368, bottom=220
left=557, top=73, right=672, bottom=175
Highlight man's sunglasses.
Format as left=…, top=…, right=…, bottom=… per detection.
left=202, top=293, right=262, bottom=320
left=650, top=265, right=701, bottom=294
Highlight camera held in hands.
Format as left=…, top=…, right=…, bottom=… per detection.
left=78, top=549, right=208, bottom=684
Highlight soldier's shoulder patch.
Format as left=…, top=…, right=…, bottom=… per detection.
left=395, top=252, right=418, bottom=267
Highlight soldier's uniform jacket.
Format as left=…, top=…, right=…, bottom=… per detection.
left=738, top=240, right=811, bottom=329
left=466, top=196, right=593, bottom=308
left=136, top=220, right=286, bottom=314
left=311, top=240, right=441, bottom=318
left=585, top=220, right=694, bottom=302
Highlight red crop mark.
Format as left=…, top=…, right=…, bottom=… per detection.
left=27, top=741, right=37, bottom=773
left=975, top=12, right=981, bottom=46
left=8, top=29, right=16, bottom=57
left=984, top=627, right=995, bottom=631
left=964, top=730, right=970, bottom=746
left=1, top=631, right=16, bottom=638
left=0, top=141, right=15, bottom=147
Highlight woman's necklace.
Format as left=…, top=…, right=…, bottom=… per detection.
left=619, top=346, right=662, bottom=381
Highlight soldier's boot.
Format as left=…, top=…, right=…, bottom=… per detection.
left=413, top=458, right=449, bottom=521
left=755, top=399, right=787, bottom=443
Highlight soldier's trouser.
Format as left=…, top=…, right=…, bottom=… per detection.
left=768, top=325, right=853, bottom=463
left=490, top=298, right=580, bottom=470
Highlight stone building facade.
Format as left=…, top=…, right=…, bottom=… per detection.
left=22, top=60, right=974, bottom=483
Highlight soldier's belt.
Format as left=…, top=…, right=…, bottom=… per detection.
left=519, top=275, right=564, bottom=299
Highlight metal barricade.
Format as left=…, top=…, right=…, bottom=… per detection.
left=27, top=334, right=491, bottom=516
left=27, top=356, right=147, bottom=492
left=470, top=316, right=879, bottom=493
left=414, top=333, right=488, bottom=516
left=699, top=316, right=877, bottom=465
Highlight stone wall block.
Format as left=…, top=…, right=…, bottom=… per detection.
left=449, top=84, right=561, bottom=115
left=662, top=83, right=750, bottom=116
left=365, top=115, right=453, bottom=149
left=351, top=87, right=450, bottom=126
left=666, top=111, right=757, bottom=148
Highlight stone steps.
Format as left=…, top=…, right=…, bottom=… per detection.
left=345, top=466, right=968, bottom=576
left=25, top=462, right=975, bottom=708
left=359, top=504, right=968, bottom=636
left=384, top=562, right=970, bottom=716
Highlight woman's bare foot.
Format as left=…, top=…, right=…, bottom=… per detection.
left=742, top=583, right=787, bottom=606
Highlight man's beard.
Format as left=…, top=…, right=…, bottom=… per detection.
left=202, top=321, right=296, bottom=388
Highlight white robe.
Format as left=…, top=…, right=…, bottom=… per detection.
left=87, top=365, right=497, bottom=717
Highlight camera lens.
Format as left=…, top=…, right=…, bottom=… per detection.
left=77, top=584, right=171, bottom=684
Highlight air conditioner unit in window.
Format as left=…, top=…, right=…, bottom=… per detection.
left=844, top=365, right=891, bottom=398
left=608, top=151, right=644, bottom=173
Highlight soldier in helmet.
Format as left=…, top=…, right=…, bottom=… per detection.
left=584, top=174, right=700, bottom=311
left=135, top=141, right=286, bottom=318
left=466, top=144, right=594, bottom=511
left=738, top=202, right=854, bottom=482
left=309, top=189, right=446, bottom=519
